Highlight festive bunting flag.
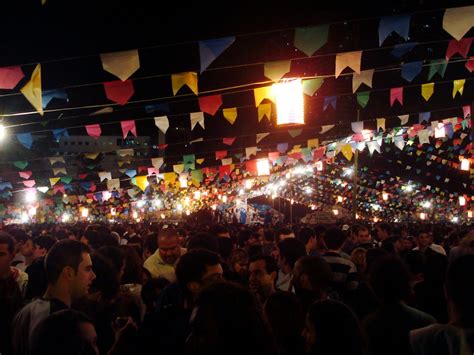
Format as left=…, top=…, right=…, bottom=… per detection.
left=17, top=133, right=33, bottom=149
left=134, top=176, right=148, bottom=192
left=117, top=149, right=134, bottom=157
left=90, top=107, right=113, bottom=116
left=320, top=125, right=335, bottom=134
left=196, top=158, right=204, bottom=165
left=427, top=59, right=448, bottom=80
left=256, top=133, right=269, bottom=143
left=86, top=124, right=102, bottom=139
left=223, top=107, right=237, bottom=124
left=171, top=72, right=198, bottom=95
left=42, top=89, right=68, bottom=108
left=390, top=42, right=417, bottom=58
left=446, top=38, right=473, bottom=60
left=294, top=25, right=329, bottom=56
left=191, top=170, right=203, bottom=183
left=148, top=168, right=159, bottom=176
left=323, top=96, right=337, bottom=111
left=399, top=115, right=409, bottom=125
left=421, top=82, right=434, bottom=101
left=258, top=104, right=272, bottom=122
left=151, top=158, right=164, bottom=170
left=453, top=79, right=465, bottom=98
left=357, top=91, right=370, bottom=108
left=53, top=167, right=66, bottom=176
left=37, top=186, right=49, bottom=193
left=49, top=177, right=60, bottom=186
left=254, top=86, right=275, bottom=106
left=341, top=144, right=353, bottom=161
left=442, top=6, right=474, bottom=40
left=335, top=51, right=362, bottom=78
left=264, top=60, right=291, bottom=82
left=288, top=129, right=303, bottom=138
left=154, top=116, right=169, bottom=134
left=60, top=177, right=73, bottom=184
left=173, top=164, right=184, bottom=174
left=221, top=158, right=232, bottom=166
left=0, top=66, right=24, bottom=89
left=277, top=143, right=288, bottom=153
left=101, top=49, right=140, bottom=81
left=377, top=118, right=386, bottom=132
left=379, top=15, right=411, bottom=46
left=246, top=146, right=257, bottom=158
left=99, top=172, right=112, bottom=182
left=419, top=112, right=431, bottom=124
left=223, top=137, right=236, bottom=146
left=463, top=105, right=471, bottom=118
left=352, top=69, right=374, bottom=93
left=216, top=150, right=227, bottom=160
left=390, top=87, right=403, bottom=106
left=401, top=61, right=422, bottom=82
left=418, top=129, right=430, bottom=144
left=52, top=128, right=69, bottom=142
left=199, top=95, right=223, bottom=115
left=20, top=64, right=43, bottom=115
left=307, top=138, right=319, bottom=148
left=104, top=80, right=134, bottom=105
left=14, top=161, right=29, bottom=170
left=190, top=112, right=205, bottom=130
left=302, top=78, right=324, bottom=96
left=120, top=120, right=137, bottom=139
left=189, top=138, right=203, bottom=144
left=19, top=171, right=32, bottom=179
left=199, top=36, right=235, bottom=72
left=351, top=121, right=364, bottom=134
left=466, top=57, right=474, bottom=72
left=49, top=157, right=65, bottom=165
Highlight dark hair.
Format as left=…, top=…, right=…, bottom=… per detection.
left=446, top=254, right=474, bottom=327
left=120, top=245, right=144, bottom=285
left=376, top=222, right=392, bottom=235
left=298, top=227, right=316, bottom=245
left=158, top=227, right=179, bottom=241
left=369, top=255, right=411, bottom=303
left=0, top=231, right=15, bottom=254
left=144, top=233, right=158, bottom=254
left=30, top=309, right=96, bottom=355
left=7, top=228, right=29, bottom=244
left=175, top=249, right=221, bottom=291
left=313, top=224, right=327, bottom=238
left=278, top=238, right=306, bottom=269
left=237, top=229, right=252, bottom=247
left=296, top=256, right=333, bottom=291
left=277, top=228, right=293, bottom=242
left=264, top=230, right=275, bottom=242
left=141, top=277, right=171, bottom=312
left=307, top=300, right=367, bottom=355
left=249, top=254, right=278, bottom=275
left=33, top=235, right=57, bottom=252
left=323, top=227, right=346, bottom=250
left=97, top=246, right=126, bottom=275
left=352, top=224, right=368, bottom=235
left=210, top=224, right=230, bottom=237
left=217, top=237, right=234, bottom=260
left=45, top=240, right=90, bottom=284
left=89, top=252, right=120, bottom=300
left=187, top=233, right=219, bottom=253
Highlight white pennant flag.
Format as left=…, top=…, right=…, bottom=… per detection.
left=190, top=112, right=205, bottom=130
left=418, top=129, right=430, bottom=145
left=320, top=125, right=335, bottom=134
left=99, top=171, right=112, bottom=182
left=151, top=157, right=164, bottom=170
left=49, top=157, right=65, bottom=165
left=256, top=132, right=269, bottom=144
left=53, top=167, right=66, bottom=176
left=352, top=69, right=374, bottom=93
left=107, top=179, right=120, bottom=191
left=154, top=116, right=169, bottom=134
left=245, top=146, right=258, bottom=157
left=398, top=115, right=409, bottom=125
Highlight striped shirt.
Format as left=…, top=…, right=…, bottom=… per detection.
left=322, top=251, right=359, bottom=299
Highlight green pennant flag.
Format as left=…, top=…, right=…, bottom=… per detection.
left=184, top=163, right=195, bottom=171
left=40, top=120, right=49, bottom=127
left=191, top=169, right=203, bottom=182
left=427, top=59, right=447, bottom=80
left=13, top=161, right=29, bottom=170
left=234, top=153, right=243, bottom=159
left=183, top=154, right=196, bottom=165
left=288, top=129, right=303, bottom=138
left=294, top=25, right=329, bottom=56
left=357, top=91, right=370, bottom=108
left=302, top=78, right=324, bottom=96
left=87, top=165, right=95, bottom=170
left=60, top=176, right=73, bottom=184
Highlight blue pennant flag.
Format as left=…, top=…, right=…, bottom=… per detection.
left=125, top=169, right=137, bottom=178
left=0, top=182, right=13, bottom=190
left=418, top=112, right=431, bottom=124
left=17, top=133, right=33, bottom=149
left=64, top=184, right=73, bottom=192
left=277, top=143, right=288, bottom=153
left=391, top=42, right=418, bottom=58
left=379, top=15, right=411, bottom=46
left=52, top=128, right=69, bottom=141
left=401, top=61, right=422, bottom=82
left=199, top=36, right=235, bottom=72
left=42, top=89, right=69, bottom=108
left=80, top=182, right=92, bottom=191
left=323, top=96, right=337, bottom=111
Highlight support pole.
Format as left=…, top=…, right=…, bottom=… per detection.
left=352, top=110, right=360, bottom=221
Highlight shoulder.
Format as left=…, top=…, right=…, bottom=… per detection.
left=403, top=304, right=437, bottom=324
left=410, top=324, right=467, bottom=355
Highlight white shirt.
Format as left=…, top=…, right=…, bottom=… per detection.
left=413, top=243, right=446, bottom=256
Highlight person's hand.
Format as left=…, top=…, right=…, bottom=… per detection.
left=112, top=316, right=137, bottom=343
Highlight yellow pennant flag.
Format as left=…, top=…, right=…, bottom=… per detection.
left=20, top=64, right=43, bottom=115
left=196, top=158, right=204, bottom=164
left=117, top=160, right=131, bottom=167
left=163, top=172, right=177, bottom=184
left=307, top=138, right=319, bottom=148
left=172, top=72, right=198, bottom=95
left=134, top=176, right=148, bottom=192
left=335, top=51, right=362, bottom=78
left=173, top=164, right=184, bottom=174
left=49, top=177, right=60, bottom=186
left=258, top=104, right=272, bottom=122
left=421, top=82, right=434, bottom=101
left=254, top=86, right=275, bottom=106
left=84, top=152, right=100, bottom=160
left=223, top=107, right=237, bottom=124
left=453, top=79, right=465, bottom=98
left=341, top=144, right=353, bottom=161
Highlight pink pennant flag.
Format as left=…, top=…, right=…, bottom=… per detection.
left=53, top=184, right=66, bottom=194
left=216, top=150, right=227, bottom=160
left=390, top=87, right=403, bottom=106
left=104, top=80, right=134, bottom=105
left=86, top=124, right=102, bottom=139
left=121, top=120, right=137, bottom=138
left=466, top=57, right=474, bottom=72
left=463, top=105, right=471, bottom=118
left=0, top=66, right=25, bottom=89
left=268, top=152, right=280, bottom=162
left=23, top=180, right=36, bottom=188
left=199, top=95, right=223, bottom=115
left=148, top=167, right=159, bottom=176
left=223, top=137, right=236, bottom=146
left=19, top=171, right=32, bottom=179
left=446, top=38, right=473, bottom=60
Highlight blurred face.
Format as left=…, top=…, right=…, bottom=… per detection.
left=32, top=243, right=47, bottom=259
left=0, top=244, right=14, bottom=278
left=302, top=316, right=317, bottom=352
left=402, top=238, right=414, bottom=251
left=249, top=259, right=274, bottom=292
left=356, top=229, right=371, bottom=244
left=158, top=236, right=181, bottom=265
left=79, top=322, right=99, bottom=355
left=279, top=233, right=295, bottom=241
left=21, top=239, right=34, bottom=257
left=71, top=252, right=96, bottom=300
left=200, top=264, right=224, bottom=288
left=375, top=226, right=386, bottom=240
left=247, top=235, right=260, bottom=247
left=417, top=233, right=432, bottom=249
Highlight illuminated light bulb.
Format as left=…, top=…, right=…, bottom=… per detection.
left=176, top=203, right=183, bottom=211
left=0, top=124, right=5, bottom=140
left=343, top=167, right=353, bottom=177
left=194, top=191, right=201, bottom=200
left=111, top=208, right=116, bottom=216
left=422, top=201, right=431, bottom=209
left=62, top=213, right=70, bottom=223
left=294, top=166, right=305, bottom=175
left=355, top=214, right=360, bottom=219
left=211, top=204, right=217, bottom=211
left=222, top=195, right=228, bottom=203
left=25, top=190, right=36, bottom=203
left=461, top=158, right=470, bottom=171
left=273, top=78, right=304, bottom=125
left=420, top=212, right=426, bottom=220
left=63, top=194, right=67, bottom=198
left=102, top=191, right=111, bottom=201
left=21, top=212, right=29, bottom=223
left=154, top=199, right=162, bottom=208
left=468, top=211, right=473, bottom=218
left=311, top=205, right=316, bottom=210
left=382, top=192, right=388, bottom=201
left=239, top=189, right=244, bottom=195
left=332, top=209, right=339, bottom=216
left=184, top=197, right=191, bottom=205
left=179, top=177, right=187, bottom=188
left=28, top=207, right=36, bottom=216
left=452, top=216, right=459, bottom=223
left=315, top=161, right=323, bottom=171
left=137, top=200, right=146, bottom=208
left=160, top=213, right=165, bottom=219
left=132, top=211, right=138, bottom=219
left=185, top=210, right=191, bottom=216
left=202, top=191, right=208, bottom=196
left=271, top=194, right=277, bottom=200
left=286, top=172, right=291, bottom=179
left=245, top=180, right=253, bottom=190
left=290, top=199, right=294, bottom=205
left=81, top=208, right=89, bottom=218
left=257, top=159, right=270, bottom=176
left=337, top=196, right=343, bottom=203
left=373, top=217, right=379, bottom=223
left=305, top=187, right=312, bottom=194
left=459, top=196, right=466, bottom=206
left=406, top=184, right=413, bottom=192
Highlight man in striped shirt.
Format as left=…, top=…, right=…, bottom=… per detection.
left=321, top=226, right=359, bottom=300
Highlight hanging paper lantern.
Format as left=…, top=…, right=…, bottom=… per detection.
left=273, top=79, right=304, bottom=125
left=382, top=192, right=389, bottom=201
left=420, top=212, right=426, bottom=220
left=468, top=211, right=473, bottom=218
left=459, top=196, right=466, bottom=206
left=257, top=159, right=270, bottom=176
left=461, top=158, right=470, bottom=171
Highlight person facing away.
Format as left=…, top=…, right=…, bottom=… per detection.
left=12, top=239, right=96, bottom=355
left=276, top=238, right=306, bottom=292
left=143, top=227, right=186, bottom=282
left=410, top=254, right=474, bottom=355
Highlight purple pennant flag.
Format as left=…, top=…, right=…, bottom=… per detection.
left=277, top=143, right=289, bottom=153
left=391, top=42, right=418, bottom=58
left=199, top=37, right=235, bottom=72
left=418, top=112, right=431, bottom=124
left=379, top=15, right=411, bottom=46
left=323, top=96, right=337, bottom=111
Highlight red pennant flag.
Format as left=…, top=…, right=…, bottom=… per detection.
left=78, top=173, right=88, bottom=180
left=246, top=160, right=258, bottom=175
left=446, top=38, right=473, bottom=60
left=19, top=171, right=32, bottom=179
left=219, top=165, right=231, bottom=177
left=390, top=87, right=403, bottom=106
left=466, top=57, right=474, bottom=73
left=463, top=105, right=471, bottom=118
left=121, top=120, right=137, bottom=138
left=157, top=144, right=168, bottom=150
left=199, top=95, right=223, bottom=115
left=53, top=184, right=66, bottom=194
left=89, top=183, right=97, bottom=192
left=86, top=124, right=102, bottom=139
left=138, top=166, right=148, bottom=174
left=223, top=137, right=236, bottom=146
left=104, top=80, right=134, bottom=105
left=0, top=66, right=25, bottom=89
left=148, top=168, right=159, bottom=175
left=216, top=150, right=227, bottom=160
left=313, top=146, right=326, bottom=160
left=268, top=152, right=280, bottom=162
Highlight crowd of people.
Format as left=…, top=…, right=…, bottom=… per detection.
left=1, top=220, right=474, bottom=355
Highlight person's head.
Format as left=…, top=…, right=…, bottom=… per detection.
left=375, top=222, right=392, bottom=242
left=120, top=245, right=144, bottom=285
left=210, top=224, right=230, bottom=239
left=304, top=300, right=367, bottom=355
left=175, top=249, right=223, bottom=298
left=292, top=256, right=332, bottom=298
left=298, top=227, right=316, bottom=252
left=143, top=232, right=158, bottom=259
left=0, top=231, right=15, bottom=278
left=353, top=225, right=371, bottom=245
left=32, top=235, right=57, bottom=260
left=248, top=254, right=278, bottom=293
left=277, top=238, right=306, bottom=271
left=97, top=246, right=126, bottom=282
left=45, top=240, right=96, bottom=301
left=416, top=229, right=433, bottom=250
left=30, top=309, right=98, bottom=355
left=230, top=248, right=249, bottom=276
left=187, top=233, right=219, bottom=253
left=8, top=228, right=30, bottom=254
left=158, top=228, right=182, bottom=265
left=351, top=247, right=367, bottom=273
left=21, top=237, right=35, bottom=258
left=322, top=227, right=346, bottom=251
left=277, top=227, right=295, bottom=242
left=402, top=236, right=415, bottom=251
left=446, top=254, right=474, bottom=327
left=369, top=255, right=411, bottom=304
left=141, top=277, right=171, bottom=313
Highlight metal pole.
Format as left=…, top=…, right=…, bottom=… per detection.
left=352, top=110, right=360, bottom=221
